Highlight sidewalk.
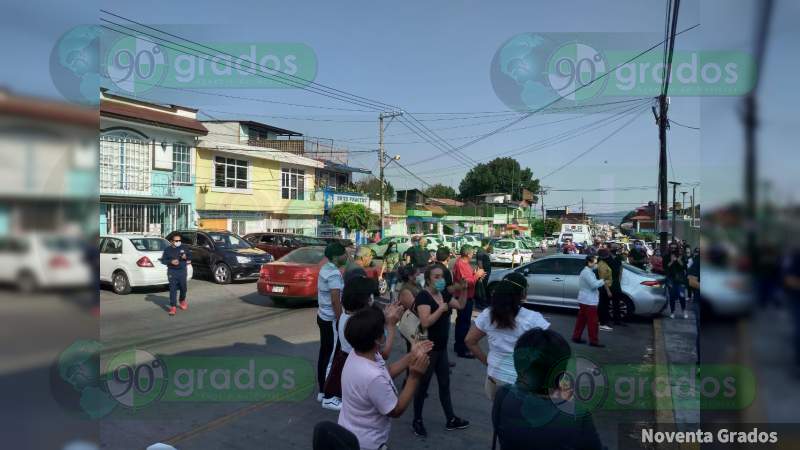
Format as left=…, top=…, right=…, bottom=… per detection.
left=653, top=298, right=700, bottom=431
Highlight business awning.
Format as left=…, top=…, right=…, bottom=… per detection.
left=406, top=216, right=440, bottom=224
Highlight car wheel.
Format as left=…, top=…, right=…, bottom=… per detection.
left=112, top=270, right=132, bottom=295
left=17, top=271, right=37, bottom=293
left=213, top=263, right=232, bottom=284
left=616, top=295, right=635, bottom=320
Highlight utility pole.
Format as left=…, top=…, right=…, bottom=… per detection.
left=668, top=181, right=681, bottom=241
left=680, top=191, right=688, bottom=218
left=691, top=186, right=696, bottom=226
left=378, top=111, right=402, bottom=239
left=658, top=95, right=670, bottom=255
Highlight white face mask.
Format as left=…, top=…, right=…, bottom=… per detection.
left=173, top=241, right=181, bottom=247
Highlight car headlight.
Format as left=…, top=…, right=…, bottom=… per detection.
left=236, top=256, right=252, bottom=264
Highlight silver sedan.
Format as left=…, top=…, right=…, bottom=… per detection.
left=486, top=254, right=667, bottom=319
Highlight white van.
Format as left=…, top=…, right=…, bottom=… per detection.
left=558, top=224, right=593, bottom=247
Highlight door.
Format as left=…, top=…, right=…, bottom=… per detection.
left=191, top=232, right=214, bottom=274
left=518, top=258, right=564, bottom=306
left=559, top=257, right=587, bottom=307
left=0, top=238, right=19, bottom=281
left=99, top=237, right=123, bottom=282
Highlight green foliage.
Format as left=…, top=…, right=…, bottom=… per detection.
left=328, top=202, right=377, bottom=231
left=424, top=183, right=458, bottom=199
left=458, top=157, right=540, bottom=202
left=353, top=177, right=394, bottom=201
left=532, top=218, right=562, bottom=237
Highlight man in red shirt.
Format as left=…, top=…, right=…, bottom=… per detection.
left=452, top=245, right=485, bottom=358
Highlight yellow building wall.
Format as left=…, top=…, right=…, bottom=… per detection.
left=194, top=148, right=323, bottom=215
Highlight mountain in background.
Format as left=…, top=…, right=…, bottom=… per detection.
left=589, top=210, right=631, bottom=225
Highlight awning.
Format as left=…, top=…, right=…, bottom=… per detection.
left=406, top=216, right=440, bottom=224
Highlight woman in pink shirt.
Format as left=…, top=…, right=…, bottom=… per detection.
left=338, top=306, right=432, bottom=450
left=452, top=245, right=485, bottom=358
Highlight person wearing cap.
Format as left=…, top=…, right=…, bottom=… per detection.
left=318, top=242, right=348, bottom=410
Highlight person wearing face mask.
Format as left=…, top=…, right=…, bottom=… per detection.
left=411, top=265, right=470, bottom=437
left=571, top=255, right=607, bottom=347
left=318, top=242, right=348, bottom=410
left=160, top=234, right=192, bottom=316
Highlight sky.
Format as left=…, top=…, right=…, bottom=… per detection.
left=2, top=0, right=796, bottom=215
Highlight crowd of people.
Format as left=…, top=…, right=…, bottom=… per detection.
left=311, top=236, right=607, bottom=450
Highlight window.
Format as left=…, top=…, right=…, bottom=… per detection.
left=231, top=219, right=246, bottom=236
left=525, top=259, right=561, bottom=275
left=214, top=156, right=248, bottom=189
left=100, top=133, right=151, bottom=193
left=281, top=168, right=305, bottom=199
left=101, top=238, right=123, bottom=254
left=208, top=232, right=252, bottom=249
left=173, top=143, right=191, bottom=184
left=130, top=238, right=169, bottom=252
left=562, top=258, right=586, bottom=275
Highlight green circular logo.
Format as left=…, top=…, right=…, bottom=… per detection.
left=547, top=355, right=608, bottom=417
left=104, top=34, right=170, bottom=95
left=105, top=349, right=168, bottom=408
left=546, top=42, right=608, bottom=102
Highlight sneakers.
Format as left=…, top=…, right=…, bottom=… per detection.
left=321, top=396, right=342, bottom=411
left=168, top=306, right=176, bottom=316
left=317, top=393, right=324, bottom=402
left=599, top=325, right=613, bottom=331
left=412, top=419, right=427, bottom=437
left=179, top=300, right=188, bottom=310
left=445, top=417, right=470, bottom=430
left=683, top=312, right=689, bottom=319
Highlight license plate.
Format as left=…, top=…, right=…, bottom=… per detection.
left=271, top=285, right=285, bottom=293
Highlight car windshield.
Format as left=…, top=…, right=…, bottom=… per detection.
left=279, top=247, right=325, bottom=264
left=208, top=232, right=252, bottom=249
left=295, top=236, right=326, bottom=246
left=495, top=241, right=516, bottom=250
left=130, top=238, right=169, bottom=252
left=42, top=236, right=82, bottom=251
left=518, top=240, right=531, bottom=250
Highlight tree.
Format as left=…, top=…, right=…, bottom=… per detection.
left=328, top=202, right=377, bottom=231
left=531, top=218, right=562, bottom=237
left=423, top=183, right=457, bottom=199
left=353, top=176, right=394, bottom=201
left=458, top=157, right=540, bottom=202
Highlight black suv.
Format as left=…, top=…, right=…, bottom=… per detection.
left=165, top=230, right=273, bottom=284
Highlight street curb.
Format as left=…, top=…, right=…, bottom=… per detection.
left=653, top=317, right=700, bottom=450
left=652, top=318, right=676, bottom=426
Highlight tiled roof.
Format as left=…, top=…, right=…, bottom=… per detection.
left=101, top=100, right=208, bottom=134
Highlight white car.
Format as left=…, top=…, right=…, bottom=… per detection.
left=0, top=233, right=92, bottom=292
left=423, top=235, right=443, bottom=252
left=99, top=234, right=194, bottom=295
left=490, top=239, right=533, bottom=266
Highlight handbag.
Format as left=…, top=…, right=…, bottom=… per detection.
left=397, top=304, right=427, bottom=343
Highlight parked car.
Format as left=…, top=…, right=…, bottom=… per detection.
left=0, top=233, right=92, bottom=292
left=257, top=246, right=381, bottom=305
left=461, top=234, right=482, bottom=247
left=165, top=230, right=273, bottom=284
left=362, top=235, right=412, bottom=258
left=490, top=239, right=534, bottom=266
left=244, top=233, right=327, bottom=260
left=423, top=235, right=443, bottom=252
left=99, top=234, right=194, bottom=295
left=487, top=254, right=666, bottom=319
left=442, top=235, right=468, bottom=253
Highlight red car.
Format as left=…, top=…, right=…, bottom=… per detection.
left=244, top=233, right=327, bottom=260
left=257, top=246, right=381, bottom=305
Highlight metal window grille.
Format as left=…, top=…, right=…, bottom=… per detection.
left=104, top=203, right=192, bottom=236
left=173, top=143, right=191, bottom=184
left=100, top=135, right=151, bottom=194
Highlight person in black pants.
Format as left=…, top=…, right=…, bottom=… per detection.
left=607, top=244, right=625, bottom=326
left=475, top=239, right=493, bottom=309
left=411, top=264, right=469, bottom=437
left=160, top=234, right=191, bottom=316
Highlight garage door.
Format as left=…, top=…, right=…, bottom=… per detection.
left=199, top=218, right=228, bottom=230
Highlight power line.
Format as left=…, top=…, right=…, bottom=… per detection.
left=539, top=106, right=648, bottom=180
left=668, top=119, right=699, bottom=130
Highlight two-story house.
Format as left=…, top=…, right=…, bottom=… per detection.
left=0, top=89, right=97, bottom=234
left=99, top=91, right=207, bottom=235
left=195, top=120, right=326, bottom=236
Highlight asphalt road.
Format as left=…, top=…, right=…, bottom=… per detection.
left=96, top=265, right=656, bottom=450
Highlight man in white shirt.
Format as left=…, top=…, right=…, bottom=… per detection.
left=318, top=242, right=348, bottom=410
left=571, top=255, right=607, bottom=347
